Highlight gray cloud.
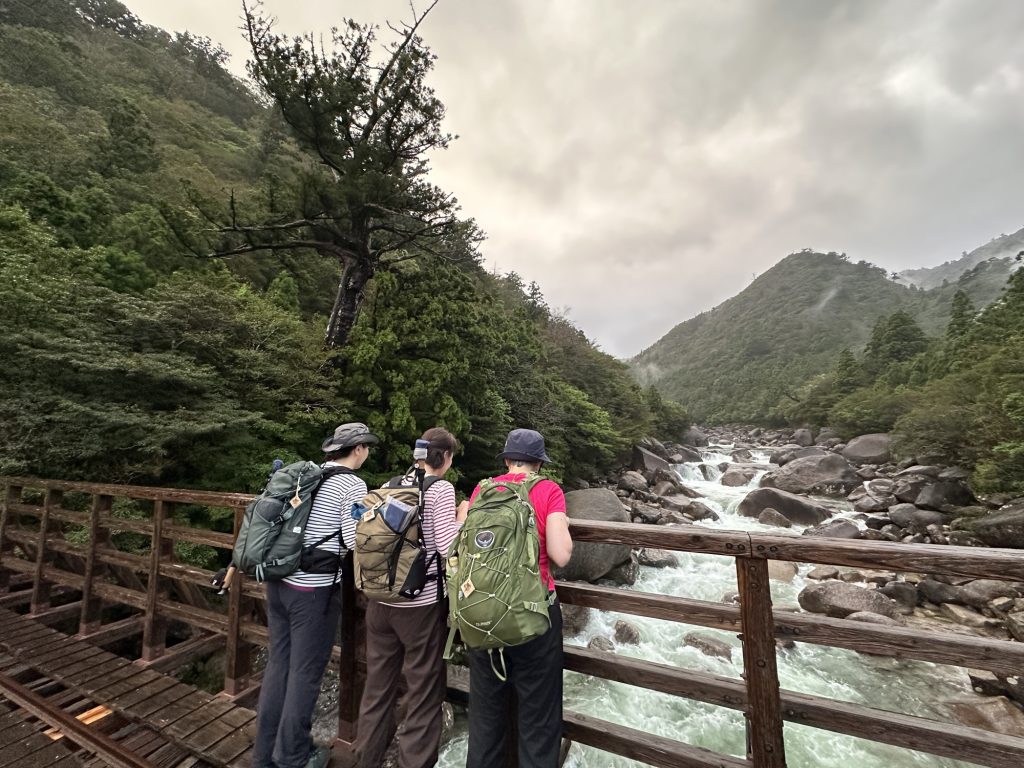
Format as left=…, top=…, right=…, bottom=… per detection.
left=126, top=0, right=1024, bottom=356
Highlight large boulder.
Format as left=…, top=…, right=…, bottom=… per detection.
left=842, top=433, right=892, bottom=465
left=760, top=454, right=859, bottom=496
left=915, top=481, right=976, bottom=510
left=618, top=471, right=649, bottom=494
left=792, top=428, right=814, bottom=447
left=802, top=520, right=860, bottom=539
left=637, top=436, right=670, bottom=459
left=798, top=581, right=901, bottom=619
left=737, top=488, right=834, bottom=526
left=632, top=446, right=669, bottom=479
left=887, top=504, right=951, bottom=530
left=964, top=506, right=1024, bottom=549
left=720, top=467, right=757, bottom=487
left=555, top=489, right=632, bottom=582
left=672, top=444, right=703, bottom=463
left=947, top=696, right=1024, bottom=737
left=681, top=427, right=709, bottom=447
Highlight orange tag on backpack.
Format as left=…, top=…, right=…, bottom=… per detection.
left=460, top=579, right=475, bottom=598
left=290, top=494, right=302, bottom=509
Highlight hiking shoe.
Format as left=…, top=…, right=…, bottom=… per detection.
left=304, top=745, right=331, bottom=768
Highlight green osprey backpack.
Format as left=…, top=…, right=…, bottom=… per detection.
left=444, top=474, right=553, bottom=678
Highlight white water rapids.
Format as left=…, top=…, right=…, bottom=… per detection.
left=438, top=447, right=977, bottom=768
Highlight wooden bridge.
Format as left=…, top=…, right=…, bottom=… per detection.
left=1, top=475, right=1023, bottom=768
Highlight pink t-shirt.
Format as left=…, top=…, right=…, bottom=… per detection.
left=468, top=473, right=566, bottom=590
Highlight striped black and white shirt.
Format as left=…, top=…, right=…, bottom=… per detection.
left=284, top=463, right=365, bottom=588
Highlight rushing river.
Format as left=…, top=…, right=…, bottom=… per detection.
left=438, top=446, right=977, bottom=768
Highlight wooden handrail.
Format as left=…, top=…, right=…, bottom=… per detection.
left=2, top=476, right=1023, bottom=768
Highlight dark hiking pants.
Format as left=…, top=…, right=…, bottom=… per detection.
left=253, top=581, right=341, bottom=768
left=355, top=600, right=447, bottom=768
left=466, top=600, right=563, bottom=768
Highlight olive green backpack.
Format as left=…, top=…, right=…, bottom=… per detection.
left=444, top=474, right=554, bottom=678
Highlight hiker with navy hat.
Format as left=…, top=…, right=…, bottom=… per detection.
left=254, top=423, right=378, bottom=768
left=464, top=428, right=573, bottom=768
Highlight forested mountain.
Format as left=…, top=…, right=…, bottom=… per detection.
left=634, top=245, right=1019, bottom=424
left=0, top=1, right=682, bottom=494
left=898, top=226, right=1024, bottom=290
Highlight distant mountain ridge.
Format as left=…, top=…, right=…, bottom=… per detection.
left=633, top=235, right=1020, bottom=423
left=898, top=226, right=1024, bottom=290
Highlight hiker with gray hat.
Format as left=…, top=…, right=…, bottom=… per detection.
left=254, top=422, right=378, bottom=768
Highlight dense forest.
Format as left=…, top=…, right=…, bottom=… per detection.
left=0, top=0, right=687, bottom=494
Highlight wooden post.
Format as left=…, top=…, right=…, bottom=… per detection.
left=736, top=557, right=786, bottom=768
left=0, top=484, right=21, bottom=594
left=337, top=551, right=359, bottom=745
left=30, top=488, right=61, bottom=614
left=79, top=494, right=113, bottom=635
left=142, top=500, right=170, bottom=661
left=224, top=505, right=252, bottom=695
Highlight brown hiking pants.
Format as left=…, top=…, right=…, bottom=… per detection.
left=355, top=600, right=447, bottom=768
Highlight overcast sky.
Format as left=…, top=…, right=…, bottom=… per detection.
left=124, top=0, right=1024, bottom=357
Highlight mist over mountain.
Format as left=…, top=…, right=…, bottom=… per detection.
left=898, top=226, right=1024, bottom=291
left=634, top=238, right=1019, bottom=424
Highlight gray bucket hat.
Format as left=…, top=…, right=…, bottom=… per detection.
left=322, top=422, right=380, bottom=452
left=496, top=428, right=551, bottom=464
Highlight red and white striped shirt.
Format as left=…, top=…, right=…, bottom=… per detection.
left=384, top=477, right=460, bottom=608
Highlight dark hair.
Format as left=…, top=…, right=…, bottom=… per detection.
left=325, top=445, right=358, bottom=461
left=420, top=427, right=457, bottom=470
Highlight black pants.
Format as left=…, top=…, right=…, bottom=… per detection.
left=466, top=600, right=563, bottom=768
left=253, top=581, right=341, bottom=768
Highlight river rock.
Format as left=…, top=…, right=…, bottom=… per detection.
left=879, top=582, right=918, bottom=614
left=760, top=453, right=859, bottom=496
left=845, top=611, right=902, bottom=626
left=965, top=506, right=1024, bottom=549
left=894, top=477, right=929, bottom=504
left=631, top=501, right=663, bottom=524
left=792, top=428, right=814, bottom=447
left=960, top=580, right=1021, bottom=610
left=854, top=492, right=896, bottom=513
left=556, top=489, right=632, bottom=582
left=683, top=632, right=733, bottom=661
left=613, top=620, right=641, bottom=645
left=841, top=433, right=892, bottom=465
left=946, top=530, right=985, bottom=547
left=587, top=635, right=614, bottom=652
left=967, top=669, right=1024, bottom=704
left=618, top=471, right=649, bottom=493
left=737, top=487, right=834, bottom=526
left=632, top=446, right=670, bottom=480
left=604, top=554, right=640, bottom=586
left=681, top=427, right=708, bottom=447
left=672, top=444, right=703, bottom=463
left=798, top=582, right=900, bottom=619
left=638, top=436, right=670, bottom=459
left=731, top=448, right=754, bottom=462
left=939, top=466, right=971, bottom=480
left=721, top=467, right=756, bottom=487
left=757, top=508, right=793, bottom=528
left=895, top=464, right=942, bottom=478
left=887, top=504, right=951, bottom=530
left=815, top=428, right=839, bottom=445
left=802, top=519, right=860, bottom=539
left=561, top=604, right=591, bottom=636
left=767, top=560, right=799, bottom=582
left=940, top=603, right=1002, bottom=629
left=806, top=566, right=840, bottom=580
left=915, top=481, right=976, bottom=510
left=947, top=696, right=1024, bottom=737
left=1006, top=611, right=1024, bottom=642
left=918, top=578, right=965, bottom=606
left=637, top=548, right=678, bottom=568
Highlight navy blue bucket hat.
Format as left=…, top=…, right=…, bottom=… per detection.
left=496, top=428, right=551, bottom=464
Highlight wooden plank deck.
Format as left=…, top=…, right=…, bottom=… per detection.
left=0, top=608, right=255, bottom=768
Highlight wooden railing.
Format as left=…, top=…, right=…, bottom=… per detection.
left=2, top=476, right=1024, bottom=768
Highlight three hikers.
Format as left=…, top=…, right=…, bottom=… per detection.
left=239, top=425, right=571, bottom=768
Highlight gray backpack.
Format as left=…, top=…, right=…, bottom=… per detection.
left=232, top=461, right=351, bottom=582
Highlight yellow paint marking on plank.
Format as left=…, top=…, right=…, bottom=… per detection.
left=44, top=704, right=112, bottom=739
